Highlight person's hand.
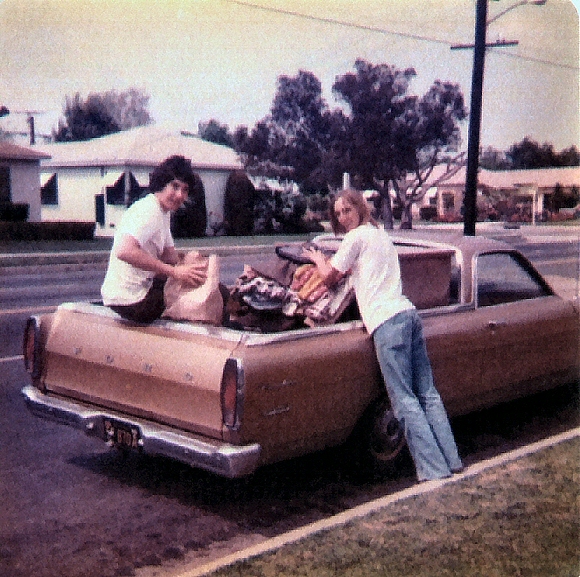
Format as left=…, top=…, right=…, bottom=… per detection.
left=172, top=260, right=208, bottom=287
left=302, top=247, right=326, bottom=267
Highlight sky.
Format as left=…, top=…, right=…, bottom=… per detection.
left=0, top=0, right=578, bottom=152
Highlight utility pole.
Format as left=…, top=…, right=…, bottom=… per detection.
left=27, top=115, right=35, bottom=145
left=451, top=0, right=547, bottom=236
left=463, top=0, right=487, bottom=236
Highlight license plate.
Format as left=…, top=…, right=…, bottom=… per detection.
left=103, top=418, right=141, bottom=450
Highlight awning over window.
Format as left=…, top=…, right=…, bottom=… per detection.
left=41, top=172, right=56, bottom=186
left=100, top=170, right=123, bottom=187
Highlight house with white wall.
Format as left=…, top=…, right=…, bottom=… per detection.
left=36, top=126, right=243, bottom=236
left=0, top=141, right=50, bottom=222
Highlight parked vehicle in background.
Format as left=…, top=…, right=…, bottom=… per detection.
left=22, top=233, right=579, bottom=478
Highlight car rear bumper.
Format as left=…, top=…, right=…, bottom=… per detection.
left=22, top=385, right=261, bottom=478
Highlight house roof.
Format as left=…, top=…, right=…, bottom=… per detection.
left=36, top=125, right=242, bottom=171
left=480, top=166, right=580, bottom=189
left=0, top=141, right=51, bottom=161
left=429, top=165, right=580, bottom=189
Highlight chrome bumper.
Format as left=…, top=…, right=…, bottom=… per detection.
left=22, top=385, right=261, bottom=478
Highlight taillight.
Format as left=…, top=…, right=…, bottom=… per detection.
left=221, top=358, right=243, bottom=429
left=23, top=316, right=42, bottom=383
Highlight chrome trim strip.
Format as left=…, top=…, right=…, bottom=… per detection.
left=22, top=385, right=261, bottom=478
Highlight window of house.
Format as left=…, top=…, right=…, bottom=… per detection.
left=106, top=172, right=145, bottom=206
left=442, top=193, right=455, bottom=211
left=0, top=166, right=10, bottom=202
left=106, top=174, right=125, bottom=205
left=41, top=173, right=58, bottom=205
left=476, top=252, right=550, bottom=307
left=128, top=173, right=145, bottom=206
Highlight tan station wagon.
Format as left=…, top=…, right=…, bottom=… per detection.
left=22, top=233, right=579, bottom=478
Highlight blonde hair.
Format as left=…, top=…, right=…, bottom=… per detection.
left=329, top=189, right=376, bottom=234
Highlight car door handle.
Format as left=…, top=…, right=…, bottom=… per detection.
left=488, top=320, right=508, bottom=329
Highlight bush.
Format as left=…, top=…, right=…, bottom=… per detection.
left=253, top=187, right=322, bottom=234
left=224, top=170, right=255, bottom=236
left=171, top=172, right=207, bottom=238
left=0, top=221, right=94, bottom=241
left=419, top=206, right=438, bottom=221
left=0, top=202, right=29, bottom=222
left=434, top=213, right=463, bottom=223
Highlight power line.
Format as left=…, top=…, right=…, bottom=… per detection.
left=489, top=48, right=578, bottom=70
left=224, top=0, right=451, bottom=46
left=224, top=0, right=578, bottom=71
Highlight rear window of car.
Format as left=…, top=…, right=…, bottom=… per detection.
left=476, top=252, right=551, bottom=307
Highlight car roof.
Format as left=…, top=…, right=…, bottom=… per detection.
left=313, top=229, right=519, bottom=305
left=389, top=229, right=512, bottom=254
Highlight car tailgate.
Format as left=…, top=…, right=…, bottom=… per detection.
left=41, top=304, right=242, bottom=438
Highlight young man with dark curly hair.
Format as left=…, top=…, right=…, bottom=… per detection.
left=101, top=155, right=207, bottom=323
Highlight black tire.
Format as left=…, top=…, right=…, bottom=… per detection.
left=348, top=395, right=411, bottom=479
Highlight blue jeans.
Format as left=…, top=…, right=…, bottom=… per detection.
left=372, top=310, right=463, bottom=481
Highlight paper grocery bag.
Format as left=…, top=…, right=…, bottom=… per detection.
left=162, top=251, right=223, bottom=325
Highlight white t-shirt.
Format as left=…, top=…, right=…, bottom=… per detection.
left=330, top=223, right=413, bottom=334
left=101, top=194, right=174, bottom=306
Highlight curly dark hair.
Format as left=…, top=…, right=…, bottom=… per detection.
left=149, top=155, right=195, bottom=194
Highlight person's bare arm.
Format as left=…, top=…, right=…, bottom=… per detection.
left=160, top=245, right=180, bottom=266
left=117, top=235, right=207, bottom=286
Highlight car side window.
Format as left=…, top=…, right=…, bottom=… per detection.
left=476, top=252, right=550, bottom=307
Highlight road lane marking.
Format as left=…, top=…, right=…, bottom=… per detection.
left=1, top=355, right=23, bottom=363
left=0, top=306, right=56, bottom=315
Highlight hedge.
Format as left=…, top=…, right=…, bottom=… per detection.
left=0, top=221, right=95, bottom=241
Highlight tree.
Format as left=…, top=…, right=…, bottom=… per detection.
left=332, top=61, right=468, bottom=228
left=557, top=145, right=580, bottom=167
left=236, top=70, right=332, bottom=185
left=234, top=122, right=274, bottom=172
left=507, top=137, right=557, bottom=169
left=53, top=88, right=152, bottom=142
left=199, top=119, right=235, bottom=148
left=235, top=61, right=468, bottom=229
left=482, top=141, right=579, bottom=170
left=479, top=146, right=511, bottom=170
left=106, top=88, right=152, bottom=129
left=395, top=81, right=468, bottom=227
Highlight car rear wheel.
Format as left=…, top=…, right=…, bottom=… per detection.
left=366, top=397, right=407, bottom=472
left=369, top=404, right=406, bottom=464
left=348, top=395, right=411, bottom=478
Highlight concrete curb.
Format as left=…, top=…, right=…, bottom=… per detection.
left=175, top=427, right=580, bottom=577
left=0, top=244, right=279, bottom=268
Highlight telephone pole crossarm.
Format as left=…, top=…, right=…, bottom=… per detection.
left=451, top=39, right=519, bottom=50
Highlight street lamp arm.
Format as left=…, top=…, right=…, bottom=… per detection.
left=487, top=0, right=547, bottom=25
